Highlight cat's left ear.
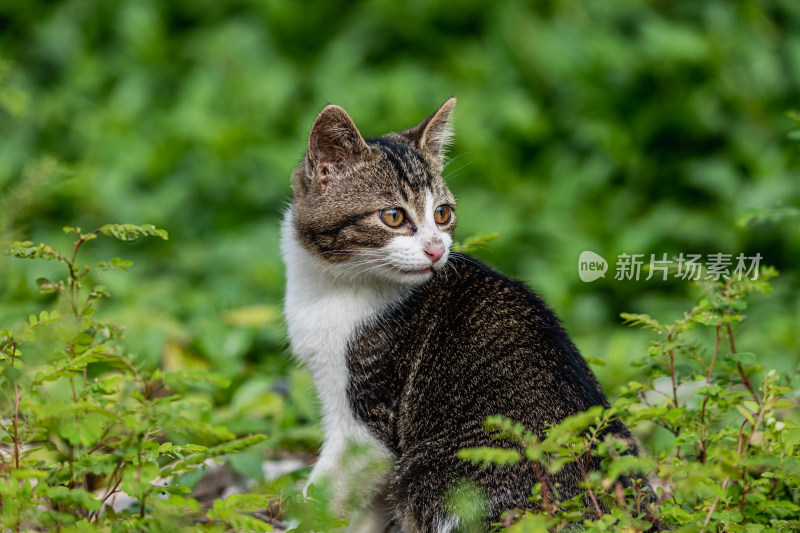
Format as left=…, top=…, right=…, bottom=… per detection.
left=401, top=97, right=456, bottom=164
left=305, top=104, right=370, bottom=193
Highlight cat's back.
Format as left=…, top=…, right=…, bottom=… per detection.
left=416, top=252, right=566, bottom=338
left=349, top=253, right=613, bottom=450
left=411, top=253, right=609, bottom=413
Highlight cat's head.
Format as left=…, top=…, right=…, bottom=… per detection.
left=289, top=98, right=457, bottom=286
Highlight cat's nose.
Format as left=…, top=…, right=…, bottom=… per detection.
left=424, top=245, right=445, bottom=264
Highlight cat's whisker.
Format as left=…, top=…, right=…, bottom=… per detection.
left=328, top=263, right=374, bottom=278
left=445, top=260, right=462, bottom=280
left=452, top=245, right=492, bottom=254
left=450, top=253, right=484, bottom=269
left=339, top=260, right=387, bottom=278
left=324, top=248, right=387, bottom=257
left=442, top=160, right=473, bottom=181
left=441, top=151, right=470, bottom=172
left=439, top=264, right=449, bottom=283
left=326, top=257, right=393, bottom=282
left=363, top=263, right=394, bottom=278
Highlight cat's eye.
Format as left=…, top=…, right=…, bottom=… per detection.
left=434, top=205, right=452, bottom=225
left=379, top=209, right=405, bottom=228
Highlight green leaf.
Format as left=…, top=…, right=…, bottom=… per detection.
left=738, top=206, right=800, bottom=228
left=73, top=333, right=94, bottom=355
left=584, top=356, right=607, bottom=367
left=5, top=241, right=62, bottom=261
left=88, top=284, right=110, bottom=300
left=36, top=277, right=60, bottom=294
left=10, top=469, right=48, bottom=480
left=44, top=486, right=102, bottom=512
left=743, top=400, right=760, bottom=412
left=153, top=484, right=192, bottom=495
left=161, top=434, right=266, bottom=478
left=732, top=351, right=757, bottom=365
left=663, top=408, right=686, bottom=423
left=108, top=257, right=133, bottom=271
left=457, top=446, right=521, bottom=468
left=771, top=398, right=795, bottom=410
left=735, top=404, right=756, bottom=426
left=724, top=525, right=747, bottom=532
left=505, top=512, right=560, bottom=532
left=620, top=312, right=665, bottom=332
left=206, top=493, right=273, bottom=531
left=121, top=462, right=160, bottom=498
left=633, top=406, right=668, bottom=421
left=453, top=232, right=499, bottom=252
left=99, top=223, right=169, bottom=242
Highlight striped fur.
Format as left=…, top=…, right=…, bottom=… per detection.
left=282, top=99, right=656, bottom=532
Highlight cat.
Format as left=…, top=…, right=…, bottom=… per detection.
left=281, top=98, right=657, bottom=532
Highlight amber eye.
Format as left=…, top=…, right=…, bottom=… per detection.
left=434, top=205, right=452, bottom=225
left=379, top=209, right=405, bottom=228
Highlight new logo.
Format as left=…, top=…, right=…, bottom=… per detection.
left=578, top=251, right=608, bottom=282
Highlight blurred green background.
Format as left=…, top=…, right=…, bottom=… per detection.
left=1, top=0, right=799, bottom=465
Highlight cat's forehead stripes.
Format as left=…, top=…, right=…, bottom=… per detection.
left=364, top=138, right=455, bottom=220
left=395, top=188, right=428, bottom=228
left=367, top=137, right=436, bottom=193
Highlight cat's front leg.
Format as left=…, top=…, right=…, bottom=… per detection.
left=305, top=433, right=394, bottom=527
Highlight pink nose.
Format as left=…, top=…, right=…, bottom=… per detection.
left=424, top=245, right=445, bottom=264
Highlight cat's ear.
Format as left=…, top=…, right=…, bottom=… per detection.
left=305, top=105, right=369, bottom=193
left=401, top=97, right=456, bottom=163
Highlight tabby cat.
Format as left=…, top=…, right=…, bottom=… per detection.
left=282, top=99, right=655, bottom=532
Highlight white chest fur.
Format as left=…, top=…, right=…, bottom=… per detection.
left=280, top=211, right=404, bottom=496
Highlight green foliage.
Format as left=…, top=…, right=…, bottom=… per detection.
left=458, top=446, right=522, bottom=469
left=0, top=226, right=269, bottom=531
left=1, top=0, right=800, bottom=529
left=284, top=481, right=350, bottom=533
left=443, top=478, right=488, bottom=533
left=2, top=0, right=798, bottom=404
left=462, top=269, right=800, bottom=531
left=453, top=232, right=500, bottom=253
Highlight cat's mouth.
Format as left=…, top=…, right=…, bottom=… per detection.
left=398, top=266, right=432, bottom=276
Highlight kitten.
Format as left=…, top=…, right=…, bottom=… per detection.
left=282, top=99, right=655, bottom=531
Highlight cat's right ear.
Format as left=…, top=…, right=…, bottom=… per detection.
left=301, top=105, right=369, bottom=194
left=401, top=97, right=456, bottom=164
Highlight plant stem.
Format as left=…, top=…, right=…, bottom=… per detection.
left=68, top=443, right=74, bottom=489
left=739, top=474, right=748, bottom=512
left=707, top=326, right=721, bottom=384
left=531, top=461, right=553, bottom=515
left=725, top=323, right=759, bottom=405
left=11, top=341, right=20, bottom=471
left=698, top=397, right=708, bottom=464
left=91, top=461, right=125, bottom=522
left=703, top=389, right=767, bottom=530
left=668, top=340, right=678, bottom=408
left=13, top=386, right=19, bottom=471
left=585, top=477, right=604, bottom=520
left=699, top=326, right=722, bottom=464
left=66, top=229, right=101, bottom=319
left=580, top=435, right=603, bottom=519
